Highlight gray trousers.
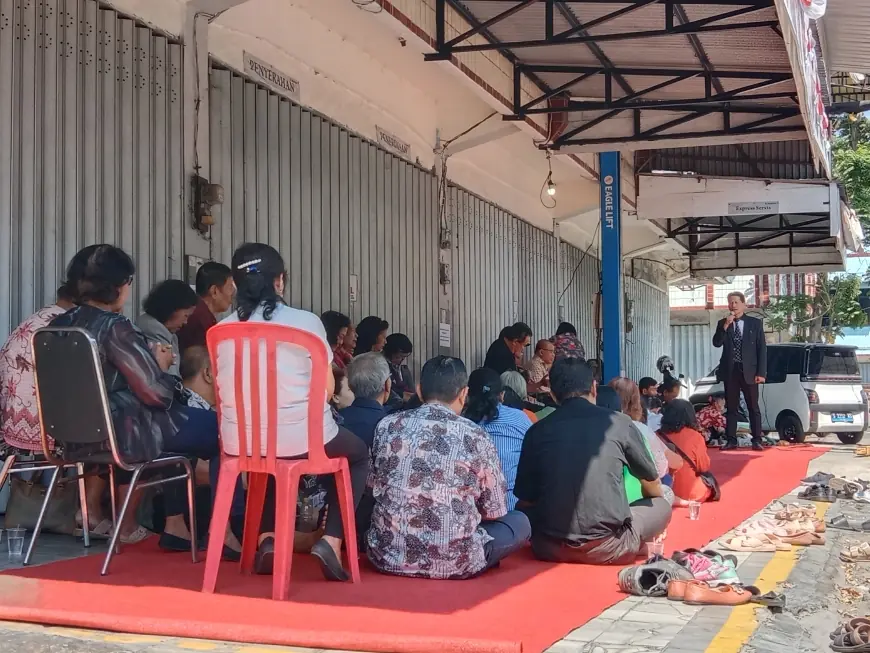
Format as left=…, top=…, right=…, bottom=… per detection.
left=530, top=496, right=672, bottom=566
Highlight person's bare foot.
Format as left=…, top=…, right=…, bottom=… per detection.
left=162, top=515, right=192, bottom=541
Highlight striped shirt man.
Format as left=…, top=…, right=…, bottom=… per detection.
left=480, top=404, right=534, bottom=510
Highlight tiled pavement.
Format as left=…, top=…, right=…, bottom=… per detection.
left=544, top=540, right=777, bottom=653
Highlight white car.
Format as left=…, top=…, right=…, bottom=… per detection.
left=690, top=343, right=868, bottom=445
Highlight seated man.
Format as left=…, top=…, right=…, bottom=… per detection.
left=340, top=352, right=391, bottom=448
left=367, top=356, right=531, bottom=579
left=515, top=358, right=671, bottom=566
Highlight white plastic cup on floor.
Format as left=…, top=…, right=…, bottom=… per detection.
left=7, top=527, right=25, bottom=559
left=647, top=540, right=665, bottom=557
left=688, top=501, right=702, bottom=521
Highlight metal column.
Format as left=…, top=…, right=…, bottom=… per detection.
left=599, top=151, right=622, bottom=382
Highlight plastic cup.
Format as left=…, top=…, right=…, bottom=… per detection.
left=7, top=527, right=25, bottom=558
left=688, top=501, right=702, bottom=521
left=647, top=541, right=665, bottom=557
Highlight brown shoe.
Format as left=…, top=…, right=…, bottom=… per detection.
left=667, top=579, right=690, bottom=602
left=684, top=582, right=753, bottom=606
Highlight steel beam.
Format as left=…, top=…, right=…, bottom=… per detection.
left=522, top=98, right=798, bottom=115
left=425, top=1, right=777, bottom=58
left=519, top=65, right=791, bottom=79
left=551, top=124, right=801, bottom=148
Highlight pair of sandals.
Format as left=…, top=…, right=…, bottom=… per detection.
left=841, top=542, right=870, bottom=564
left=831, top=620, right=870, bottom=651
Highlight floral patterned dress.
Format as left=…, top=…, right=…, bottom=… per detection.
left=553, top=333, right=586, bottom=360
left=0, top=304, right=66, bottom=452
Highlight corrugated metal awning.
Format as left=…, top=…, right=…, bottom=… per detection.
left=818, top=0, right=870, bottom=73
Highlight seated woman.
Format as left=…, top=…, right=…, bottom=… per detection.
left=596, top=386, right=662, bottom=506
left=217, top=242, right=368, bottom=582
left=0, top=279, right=111, bottom=537
left=464, top=368, right=532, bottom=510
left=383, top=333, right=414, bottom=410
left=320, top=311, right=352, bottom=371
left=608, top=378, right=683, bottom=506
left=50, top=245, right=241, bottom=555
left=657, top=399, right=713, bottom=503
left=353, top=315, right=389, bottom=356
left=136, top=280, right=199, bottom=378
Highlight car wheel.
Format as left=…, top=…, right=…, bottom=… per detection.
left=777, top=414, right=806, bottom=444
left=837, top=432, right=865, bottom=445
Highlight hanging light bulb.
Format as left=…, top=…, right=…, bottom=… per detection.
left=545, top=149, right=556, bottom=197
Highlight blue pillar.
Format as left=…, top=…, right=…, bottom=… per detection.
left=599, top=151, right=622, bottom=382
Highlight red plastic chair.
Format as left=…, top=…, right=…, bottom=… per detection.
left=201, top=322, right=361, bottom=599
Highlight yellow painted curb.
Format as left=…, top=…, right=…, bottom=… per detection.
left=704, top=502, right=829, bottom=653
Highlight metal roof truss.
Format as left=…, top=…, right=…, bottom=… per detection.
left=426, top=0, right=805, bottom=151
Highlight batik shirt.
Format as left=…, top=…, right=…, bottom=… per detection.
left=367, top=403, right=508, bottom=579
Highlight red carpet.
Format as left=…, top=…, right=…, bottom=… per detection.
left=0, top=447, right=825, bottom=653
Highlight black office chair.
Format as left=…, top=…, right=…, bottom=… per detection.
left=31, top=326, right=198, bottom=575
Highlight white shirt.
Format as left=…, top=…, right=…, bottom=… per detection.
left=217, top=303, right=338, bottom=458
left=646, top=409, right=663, bottom=433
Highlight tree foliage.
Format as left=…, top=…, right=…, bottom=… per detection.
left=764, top=273, right=866, bottom=343
left=833, top=115, right=870, bottom=238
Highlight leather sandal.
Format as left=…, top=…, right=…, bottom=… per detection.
left=833, top=619, right=870, bottom=640
left=832, top=624, right=870, bottom=652
left=841, top=542, right=870, bottom=563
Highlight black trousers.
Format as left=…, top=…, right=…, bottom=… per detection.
left=259, top=426, right=369, bottom=540
left=724, top=363, right=763, bottom=444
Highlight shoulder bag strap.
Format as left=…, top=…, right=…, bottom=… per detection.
left=658, top=432, right=700, bottom=475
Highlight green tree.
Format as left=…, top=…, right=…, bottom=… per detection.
left=764, top=273, right=866, bottom=343
left=833, top=115, right=870, bottom=238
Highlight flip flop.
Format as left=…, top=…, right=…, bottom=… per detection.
left=744, top=586, right=786, bottom=610
left=841, top=542, right=870, bottom=563
left=855, top=446, right=870, bottom=458
left=718, top=535, right=777, bottom=552
left=827, top=515, right=870, bottom=532
left=833, top=619, right=870, bottom=640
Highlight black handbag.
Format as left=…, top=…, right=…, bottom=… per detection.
left=658, top=433, right=721, bottom=502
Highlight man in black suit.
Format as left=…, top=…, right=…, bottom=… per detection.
left=712, top=291, right=767, bottom=451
